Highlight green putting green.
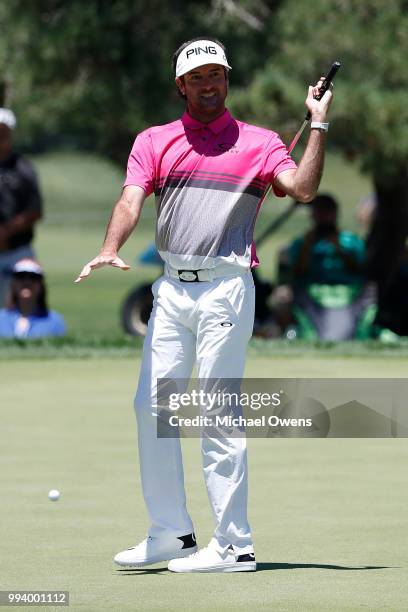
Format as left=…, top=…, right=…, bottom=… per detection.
left=1, top=357, right=407, bottom=611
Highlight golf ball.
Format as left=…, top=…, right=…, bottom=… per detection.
left=48, top=489, right=60, bottom=501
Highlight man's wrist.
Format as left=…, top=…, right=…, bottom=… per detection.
left=310, top=113, right=327, bottom=123
left=100, top=247, right=118, bottom=257
left=310, top=121, right=329, bottom=132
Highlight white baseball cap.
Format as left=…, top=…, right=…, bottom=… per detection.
left=13, top=259, right=43, bottom=276
left=0, top=108, right=17, bottom=129
left=175, top=40, right=231, bottom=78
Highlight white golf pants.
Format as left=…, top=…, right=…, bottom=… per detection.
left=134, top=271, right=255, bottom=554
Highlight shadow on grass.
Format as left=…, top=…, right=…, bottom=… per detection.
left=116, top=567, right=168, bottom=575
left=116, top=562, right=395, bottom=575
left=256, top=562, right=395, bottom=572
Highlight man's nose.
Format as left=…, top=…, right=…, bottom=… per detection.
left=201, top=77, right=214, bottom=89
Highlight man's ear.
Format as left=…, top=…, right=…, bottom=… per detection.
left=175, top=76, right=186, bottom=97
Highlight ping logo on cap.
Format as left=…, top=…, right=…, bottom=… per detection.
left=186, top=45, right=218, bottom=59
left=176, top=39, right=231, bottom=78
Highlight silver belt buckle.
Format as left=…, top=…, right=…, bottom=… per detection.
left=178, top=270, right=199, bottom=282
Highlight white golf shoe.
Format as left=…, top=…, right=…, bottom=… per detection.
left=168, top=542, right=256, bottom=573
left=114, top=533, right=197, bottom=567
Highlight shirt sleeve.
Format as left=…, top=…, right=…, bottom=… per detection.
left=262, top=133, right=297, bottom=198
left=17, top=157, right=43, bottom=213
left=123, top=129, right=155, bottom=196
left=48, top=312, right=67, bottom=337
left=287, top=237, right=303, bottom=267
left=0, top=309, right=13, bottom=338
left=339, top=232, right=366, bottom=265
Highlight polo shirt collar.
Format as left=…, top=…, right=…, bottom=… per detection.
left=181, top=109, right=232, bottom=134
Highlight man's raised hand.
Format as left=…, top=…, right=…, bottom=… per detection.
left=305, top=77, right=333, bottom=121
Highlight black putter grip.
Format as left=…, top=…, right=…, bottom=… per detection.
left=305, top=61, right=341, bottom=120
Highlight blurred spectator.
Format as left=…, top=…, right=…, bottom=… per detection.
left=0, top=109, right=43, bottom=305
left=0, top=259, right=66, bottom=339
left=288, top=194, right=365, bottom=286
left=276, top=194, right=374, bottom=340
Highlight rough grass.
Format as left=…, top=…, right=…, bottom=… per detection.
left=1, top=336, right=408, bottom=361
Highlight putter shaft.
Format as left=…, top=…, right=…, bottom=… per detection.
left=288, top=119, right=309, bottom=154
left=260, top=61, right=341, bottom=201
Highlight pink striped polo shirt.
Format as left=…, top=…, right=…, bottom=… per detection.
left=124, top=109, right=297, bottom=271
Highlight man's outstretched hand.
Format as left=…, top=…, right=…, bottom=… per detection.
left=75, top=252, right=130, bottom=283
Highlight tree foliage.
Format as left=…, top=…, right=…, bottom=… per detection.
left=0, top=0, right=278, bottom=163
left=230, top=0, right=408, bottom=180
left=2, top=0, right=407, bottom=178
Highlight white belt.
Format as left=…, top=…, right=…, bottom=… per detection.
left=165, top=263, right=248, bottom=282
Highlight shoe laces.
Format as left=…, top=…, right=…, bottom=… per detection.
left=129, top=536, right=153, bottom=551
left=186, top=545, right=210, bottom=559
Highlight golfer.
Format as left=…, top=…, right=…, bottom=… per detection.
left=76, top=38, right=333, bottom=573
